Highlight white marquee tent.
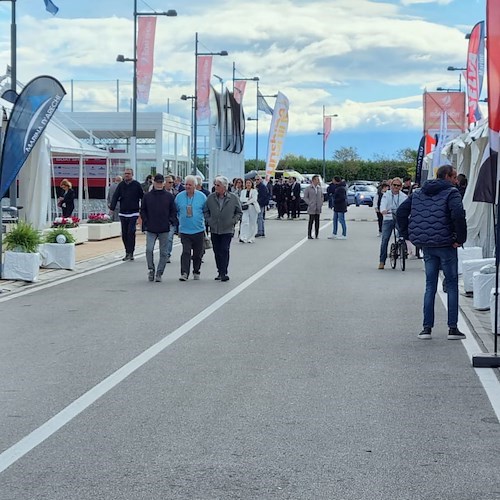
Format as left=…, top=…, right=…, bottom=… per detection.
left=0, top=97, right=109, bottom=229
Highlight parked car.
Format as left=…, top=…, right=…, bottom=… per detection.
left=347, top=184, right=377, bottom=206
left=301, top=174, right=328, bottom=201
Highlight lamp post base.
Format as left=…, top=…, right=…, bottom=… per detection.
left=472, top=352, right=500, bottom=368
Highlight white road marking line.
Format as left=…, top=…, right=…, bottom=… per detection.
left=437, top=282, right=500, bottom=421
left=0, top=225, right=330, bottom=474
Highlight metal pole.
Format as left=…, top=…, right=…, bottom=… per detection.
left=8, top=0, right=16, bottom=208
left=131, top=0, right=138, bottom=172
left=322, top=105, right=326, bottom=181
left=255, top=81, right=259, bottom=166
left=193, top=32, right=198, bottom=175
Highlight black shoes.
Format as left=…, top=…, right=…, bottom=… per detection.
left=148, top=269, right=155, bottom=281
left=221, top=275, right=230, bottom=282
left=122, top=253, right=131, bottom=261
left=448, top=327, right=466, bottom=340
left=417, top=327, right=466, bottom=340
left=214, top=275, right=222, bottom=281
left=418, top=327, right=432, bottom=339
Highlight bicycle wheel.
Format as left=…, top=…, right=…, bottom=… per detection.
left=399, top=240, right=406, bottom=271
left=389, top=243, right=397, bottom=269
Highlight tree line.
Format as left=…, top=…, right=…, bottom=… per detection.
left=245, top=146, right=418, bottom=182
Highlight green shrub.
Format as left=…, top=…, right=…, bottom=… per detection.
left=3, top=221, right=42, bottom=253
left=43, top=227, right=76, bottom=244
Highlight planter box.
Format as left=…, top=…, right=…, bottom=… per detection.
left=43, top=226, right=88, bottom=245
left=3, top=251, right=41, bottom=282
left=39, top=243, right=76, bottom=270
left=85, top=222, right=121, bottom=241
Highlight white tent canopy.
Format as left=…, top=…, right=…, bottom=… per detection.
left=0, top=97, right=109, bottom=229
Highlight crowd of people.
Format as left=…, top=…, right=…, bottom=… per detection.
left=107, top=167, right=468, bottom=340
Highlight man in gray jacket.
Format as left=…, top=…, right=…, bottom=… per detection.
left=204, top=176, right=242, bottom=281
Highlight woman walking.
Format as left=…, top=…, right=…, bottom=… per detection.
left=239, top=179, right=259, bottom=243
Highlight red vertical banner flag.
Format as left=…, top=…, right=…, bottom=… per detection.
left=423, top=91, right=466, bottom=144
left=324, top=116, right=332, bottom=144
left=466, top=21, right=486, bottom=125
left=473, top=4, right=500, bottom=203
left=136, top=17, right=157, bottom=105
left=197, top=56, right=213, bottom=120
left=233, top=80, right=247, bottom=104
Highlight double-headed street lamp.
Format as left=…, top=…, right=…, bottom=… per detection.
left=193, top=33, right=228, bottom=174
left=233, top=66, right=260, bottom=163
left=317, top=107, right=338, bottom=181
left=116, top=2, right=177, bottom=171
left=447, top=66, right=467, bottom=92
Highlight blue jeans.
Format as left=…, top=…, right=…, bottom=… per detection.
left=422, top=246, right=459, bottom=328
left=146, top=231, right=169, bottom=275
left=166, top=224, right=176, bottom=258
left=257, top=206, right=265, bottom=236
left=379, top=219, right=395, bottom=263
left=333, top=211, right=346, bottom=236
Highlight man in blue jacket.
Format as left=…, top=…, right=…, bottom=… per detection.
left=397, top=165, right=467, bottom=340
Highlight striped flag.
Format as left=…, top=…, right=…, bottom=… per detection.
left=44, top=0, right=59, bottom=15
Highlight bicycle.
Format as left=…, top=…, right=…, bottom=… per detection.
left=389, top=224, right=407, bottom=271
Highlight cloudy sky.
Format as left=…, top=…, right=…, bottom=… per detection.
left=0, top=0, right=486, bottom=160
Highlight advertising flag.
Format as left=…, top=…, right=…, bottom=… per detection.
left=324, top=116, right=332, bottom=145
left=233, top=81, right=246, bottom=104
left=257, top=90, right=273, bottom=115
left=0, top=76, right=66, bottom=198
left=197, top=56, right=213, bottom=120
left=473, top=3, right=500, bottom=204
left=431, top=112, right=448, bottom=173
left=415, top=135, right=425, bottom=185
left=466, top=21, right=486, bottom=125
left=265, top=92, right=289, bottom=180
left=43, top=0, right=59, bottom=15
left=423, top=91, right=466, bottom=140
left=136, top=17, right=157, bottom=105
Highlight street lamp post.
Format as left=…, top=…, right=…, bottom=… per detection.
left=317, top=106, right=338, bottom=181
left=181, top=94, right=195, bottom=167
left=193, top=33, right=228, bottom=174
left=233, top=65, right=259, bottom=164
left=447, top=66, right=467, bottom=92
left=116, top=2, right=177, bottom=172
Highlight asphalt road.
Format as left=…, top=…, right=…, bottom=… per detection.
left=1, top=206, right=499, bottom=499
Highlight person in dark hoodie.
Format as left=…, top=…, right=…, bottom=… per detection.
left=397, top=165, right=467, bottom=341
left=110, top=168, right=144, bottom=261
left=141, top=174, right=177, bottom=282
left=328, top=176, right=348, bottom=239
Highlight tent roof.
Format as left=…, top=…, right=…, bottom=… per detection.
left=0, top=97, right=108, bottom=158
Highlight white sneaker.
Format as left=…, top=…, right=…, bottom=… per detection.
left=337, top=235, right=347, bottom=240
left=328, top=235, right=337, bottom=240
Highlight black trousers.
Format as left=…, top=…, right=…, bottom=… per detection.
left=211, top=233, right=233, bottom=276
left=290, top=198, right=300, bottom=218
left=308, top=214, right=320, bottom=238
left=120, top=215, right=138, bottom=254
left=180, top=231, right=204, bottom=275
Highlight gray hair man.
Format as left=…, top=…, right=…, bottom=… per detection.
left=204, top=176, right=242, bottom=281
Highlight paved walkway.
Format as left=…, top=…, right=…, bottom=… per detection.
left=1, top=211, right=499, bottom=364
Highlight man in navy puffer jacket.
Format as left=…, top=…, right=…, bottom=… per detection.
left=397, top=165, right=467, bottom=340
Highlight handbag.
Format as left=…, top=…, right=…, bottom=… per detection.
left=204, top=235, right=212, bottom=250
left=242, top=204, right=249, bottom=211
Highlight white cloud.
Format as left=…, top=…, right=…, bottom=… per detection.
left=0, top=0, right=474, bottom=143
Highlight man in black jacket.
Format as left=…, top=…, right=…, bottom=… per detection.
left=397, top=165, right=467, bottom=340
left=140, top=174, right=177, bottom=282
left=110, top=168, right=144, bottom=261
left=255, top=176, right=270, bottom=237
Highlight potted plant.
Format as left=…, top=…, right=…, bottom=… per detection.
left=85, top=212, right=120, bottom=240
left=43, top=215, right=88, bottom=244
left=39, top=227, right=76, bottom=270
left=2, top=221, right=42, bottom=281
